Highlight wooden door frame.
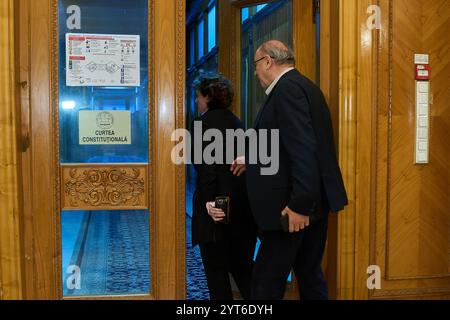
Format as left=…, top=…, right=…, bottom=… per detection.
left=9, top=0, right=186, bottom=300
left=335, top=0, right=375, bottom=300
left=219, top=0, right=319, bottom=115
left=0, top=0, right=24, bottom=300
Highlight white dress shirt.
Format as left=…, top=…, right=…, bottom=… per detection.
left=265, top=67, right=295, bottom=96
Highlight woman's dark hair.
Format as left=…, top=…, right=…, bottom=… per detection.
left=193, top=72, right=234, bottom=110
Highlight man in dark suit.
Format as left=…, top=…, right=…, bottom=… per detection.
left=231, top=40, right=348, bottom=300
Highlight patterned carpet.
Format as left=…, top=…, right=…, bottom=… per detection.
left=62, top=211, right=150, bottom=297
left=62, top=210, right=209, bottom=299
left=185, top=216, right=210, bottom=300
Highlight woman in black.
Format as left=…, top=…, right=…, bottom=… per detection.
left=191, top=73, right=257, bottom=300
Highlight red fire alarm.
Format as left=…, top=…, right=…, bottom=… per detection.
left=415, top=64, right=430, bottom=81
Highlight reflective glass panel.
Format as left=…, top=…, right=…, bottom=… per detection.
left=58, top=0, right=149, bottom=163
left=190, top=29, right=195, bottom=66
left=240, top=0, right=292, bottom=129
left=256, top=4, right=268, bottom=12
left=207, top=6, right=216, bottom=52
left=241, top=8, right=249, bottom=23
left=198, top=19, right=204, bottom=59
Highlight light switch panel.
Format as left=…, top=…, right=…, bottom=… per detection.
left=418, top=117, right=428, bottom=127
left=415, top=80, right=430, bottom=164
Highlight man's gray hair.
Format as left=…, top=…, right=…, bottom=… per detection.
left=259, top=41, right=296, bottom=66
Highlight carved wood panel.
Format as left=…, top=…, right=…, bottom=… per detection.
left=61, top=165, right=148, bottom=210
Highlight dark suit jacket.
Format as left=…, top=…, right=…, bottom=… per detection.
left=246, top=69, right=348, bottom=230
left=191, top=108, right=256, bottom=246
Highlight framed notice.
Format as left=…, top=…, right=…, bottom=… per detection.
left=79, top=110, right=131, bottom=145
left=66, top=33, right=140, bottom=87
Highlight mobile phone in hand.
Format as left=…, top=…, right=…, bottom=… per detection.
left=280, top=214, right=289, bottom=232
left=215, top=196, right=230, bottom=224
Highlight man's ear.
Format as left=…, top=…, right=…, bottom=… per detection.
left=266, top=57, right=272, bottom=70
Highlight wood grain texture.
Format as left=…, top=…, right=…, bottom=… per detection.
left=28, top=0, right=57, bottom=299
left=320, top=0, right=340, bottom=299
left=16, top=0, right=35, bottom=299
left=384, top=0, right=450, bottom=280
left=218, top=0, right=240, bottom=117
left=293, top=0, right=316, bottom=81
left=0, top=0, right=23, bottom=300
left=15, top=0, right=185, bottom=300
left=154, top=0, right=186, bottom=300
left=339, top=0, right=450, bottom=300
left=354, top=0, right=378, bottom=300
left=7, top=0, right=447, bottom=301
left=337, top=0, right=358, bottom=300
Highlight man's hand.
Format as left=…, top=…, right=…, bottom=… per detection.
left=281, top=206, right=310, bottom=233
left=206, top=202, right=225, bottom=222
left=230, top=156, right=246, bottom=176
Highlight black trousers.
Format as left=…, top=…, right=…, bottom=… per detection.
left=199, top=235, right=256, bottom=300
left=251, top=213, right=329, bottom=300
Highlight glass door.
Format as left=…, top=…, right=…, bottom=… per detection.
left=57, top=0, right=152, bottom=298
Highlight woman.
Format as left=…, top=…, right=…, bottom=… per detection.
left=191, top=73, right=257, bottom=300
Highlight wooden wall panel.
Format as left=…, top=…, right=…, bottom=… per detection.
left=0, top=0, right=23, bottom=300
left=2, top=0, right=57, bottom=300
left=368, top=0, right=450, bottom=299
left=384, top=0, right=450, bottom=279
left=421, top=0, right=450, bottom=277
left=16, top=0, right=35, bottom=299
left=338, top=0, right=450, bottom=299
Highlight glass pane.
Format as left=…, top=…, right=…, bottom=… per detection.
left=198, top=19, right=204, bottom=59
left=241, top=0, right=292, bottom=129
left=207, top=6, right=216, bottom=52
left=58, top=0, right=149, bottom=163
left=256, top=4, right=268, bottom=12
left=241, top=8, right=249, bottom=23
left=315, top=10, right=321, bottom=84
left=61, top=210, right=150, bottom=297
left=189, top=28, right=195, bottom=66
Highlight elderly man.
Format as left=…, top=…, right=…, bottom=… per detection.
left=230, top=40, right=348, bottom=300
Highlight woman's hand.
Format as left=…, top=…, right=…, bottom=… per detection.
left=206, top=202, right=226, bottom=222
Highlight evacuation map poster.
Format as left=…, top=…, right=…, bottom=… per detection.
left=66, top=33, right=140, bottom=87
